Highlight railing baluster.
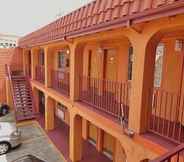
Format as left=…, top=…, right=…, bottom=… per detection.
left=50, top=69, right=70, bottom=97
left=162, top=92, right=168, bottom=136
left=179, top=95, right=184, bottom=142
left=149, top=88, right=184, bottom=143
left=78, top=76, right=130, bottom=124
left=35, top=65, right=45, bottom=84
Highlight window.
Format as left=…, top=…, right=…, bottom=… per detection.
left=58, top=51, right=65, bottom=68
left=56, top=103, right=65, bottom=121
left=39, top=49, right=45, bottom=65
left=128, top=46, right=133, bottom=80
left=102, top=133, right=115, bottom=160
left=154, top=43, right=164, bottom=88
left=58, top=50, right=70, bottom=68
left=88, top=124, right=97, bottom=146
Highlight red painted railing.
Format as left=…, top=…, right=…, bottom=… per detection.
left=51, top=70, right=70, bottom=97
left=149, top=88, right=184, bottom=143
left=35, top=65, right=45, bottom=84
left=150, top=143, right=184, bottom=162
left=8, top=63, right=23, bottom=74
left=5, top=64, right=17, bottom=108
left=79, top=76, right=130, bottom=124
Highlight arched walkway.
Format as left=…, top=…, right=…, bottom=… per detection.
left=145, top=27, right=184, bottom=144
left=73, top=35, right=133, bottom=127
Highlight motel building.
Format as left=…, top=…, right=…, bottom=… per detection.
left=2, top=0, right=184, bottom=162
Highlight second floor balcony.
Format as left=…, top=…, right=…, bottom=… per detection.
left=35, top=65, right=45, bottom=84
left=51, top=70, right=70, bottom=97
left=148, top=88, right=184, bottom=144
left=79, top=76, right=130, bottom=125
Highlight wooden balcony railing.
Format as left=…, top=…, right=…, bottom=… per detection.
left=149, top=88, right=184, bottom=143
left=79, top=76, right=130, bottom=124
left=51, top=70, right=70, bottom=97
left=150, top=143, right=184, bottom=162
left=35, top=65, right=45, bottom=84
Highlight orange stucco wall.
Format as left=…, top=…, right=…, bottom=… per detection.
left=0, top=48, right=23, bottom=103
left=82, top=40, right=130, bottom=83
left=161, top=38, right=184, bottom=93
left=152, top=36, right=184, bottom=121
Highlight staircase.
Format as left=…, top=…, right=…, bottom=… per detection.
left=6, top=65, right=36, bottom=121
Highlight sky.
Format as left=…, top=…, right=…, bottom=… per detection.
left=0, top=0, right=92, bottom=37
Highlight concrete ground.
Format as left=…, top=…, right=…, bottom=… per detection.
left=0, top=121, right=65, bottom=162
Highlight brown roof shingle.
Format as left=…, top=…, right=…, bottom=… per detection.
left=19, top=0, right=184, bottom=47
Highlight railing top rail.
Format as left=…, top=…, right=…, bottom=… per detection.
left=80, top=75, right=131, bottom=85
left=52, top=69, right=70, bottom=73
left=150, top=143, right=184, bottom=162
left=36, top=64, right=45, bottom=68
left=5, top=64, right=11, bottom=79
left=152, top=87, right=184, bottom=96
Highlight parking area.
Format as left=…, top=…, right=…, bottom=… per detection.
left=0, top=121, right=65, bottom=162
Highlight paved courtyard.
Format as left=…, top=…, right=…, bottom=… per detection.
left=0, top=121, right=65, bottom=162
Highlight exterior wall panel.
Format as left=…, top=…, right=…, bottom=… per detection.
left=0, top=48, right=23, bottom=103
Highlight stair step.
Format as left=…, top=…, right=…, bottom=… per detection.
left=15, top=96, right=31, bottom=98
left=16, top=102, right=33, bottom=106
left=15, top=100, right=32, bottom=103
left=15, top=97, right=32, bottom=100
left=14, top=92, right=31, bottom=95
left=10, top=74, right=35, bottom=122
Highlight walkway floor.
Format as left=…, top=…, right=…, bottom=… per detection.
left=37, top=115, right=112, bottom=162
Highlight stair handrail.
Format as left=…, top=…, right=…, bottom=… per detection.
left=150, top=143, right=184, bottom=162
left=5, top=64, right=17, bottom=112
left=25, top=76, right=37, bottom=115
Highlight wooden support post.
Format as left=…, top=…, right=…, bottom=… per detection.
left=69, top=112, right=83, bottom=162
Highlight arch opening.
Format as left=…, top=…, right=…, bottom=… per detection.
left=146, top=27, right=184, bottom=143
left=75, top=35, right=133, bottom=127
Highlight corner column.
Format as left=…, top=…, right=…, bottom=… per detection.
left=114, top=140, right=127, bottom=162
left=31, top=48, right=39, bottom=80
left=32, top=87, right=39, bottom=113
left=44, top=47, right=53, bottom=88
left=96, top=128, right=104, bottom=152
left=69, top=43, right=84, bottom=101
left=128, top=35, right=158, bottom=133
left=69, top=112, right=83, bottom=162
left=82, top=119, right=89, bottom=140
left=22, top=49, right=27, bottom=76
left=45, top=95, right=55, bottom=131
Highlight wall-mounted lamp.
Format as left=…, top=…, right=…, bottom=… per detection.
left=97, top=47, right=104, bottom=54
left=66, top=49, right=70, bottom=55
left=175, top=39, right=184, bottom=52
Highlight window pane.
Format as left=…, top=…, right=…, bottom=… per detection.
left=154, top=43, right=164, bottom=88
left=58, top=51, right=66, bottom=68
left=128, top=47, right=133, bottom=80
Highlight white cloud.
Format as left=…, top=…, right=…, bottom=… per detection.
left=0, top=0, right=92, bottom=36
